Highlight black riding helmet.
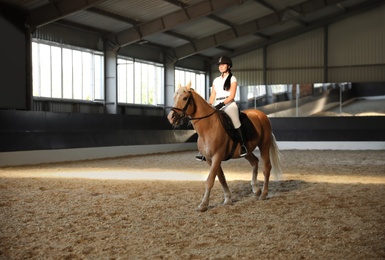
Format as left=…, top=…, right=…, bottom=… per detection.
left=217, top=56, right=232, bottom=68
left=217, top=56, right=233, bottom=91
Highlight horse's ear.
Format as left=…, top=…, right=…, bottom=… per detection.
left=186, top=81, right=192, bottom=90
left=177, top=83, right=181, bottom=89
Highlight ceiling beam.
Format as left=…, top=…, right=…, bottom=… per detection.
left=27, top=0, right=105, bottom=29
left=87, top=7, right=139, bottom=25
left=160, top=0, right=189, bottom=8
left=207, top=14, right=234, bottom=28
left=109, top=0, right=243, bottom=48
left=163, top=30, right=193, bottom=42
left=173, top=0, right=348, bottom=59
left=207, top=14, right=239, bottom=37
left=216, top=45, right=234, bottom=53
left=252, top=0, right=278, bottom=12
left=54, top=20, right=111, bottom=35
left=254, top=32, right=271, bottom=40
left=292, top=17, right=308, bottom=27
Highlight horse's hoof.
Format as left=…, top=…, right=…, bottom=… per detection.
left=197, top=205, right=208, bottom=212
left=259, top=194, right=268, bottom=200
left=223, top=199, right=232, bottom=206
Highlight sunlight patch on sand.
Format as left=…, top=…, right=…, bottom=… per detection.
left=53, top=171, right=208, bottom=181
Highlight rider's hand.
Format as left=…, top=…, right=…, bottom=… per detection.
left=214, top=102, right=225, bottom=110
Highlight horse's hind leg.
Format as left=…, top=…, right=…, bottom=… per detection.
left=217, top=167, right=232, bottom=206
left=245, top=153, right=261, bottom=197
left=259, top=145, right=272, bottom=200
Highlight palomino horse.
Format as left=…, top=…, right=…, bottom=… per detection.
left=167, top=82, right=282, bottom=212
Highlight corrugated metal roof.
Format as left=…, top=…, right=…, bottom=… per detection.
left=199, top=48, right=225, bottom=57
left=143, top=33, right=189, bottom=48
left=213, top=0, right=272, bottom=25
left=172, top=17, right=229, bottom=39
left=64, top=10, right=132, bottom=33
left=96, top=0, right=181, bottom=23
left=258, top=20, right=301, bottom=36
left=268, top=0, right=305, bottom=10
left=4, top=0, right=383, bottom=63
left=222, top=35, right=264, bottom=49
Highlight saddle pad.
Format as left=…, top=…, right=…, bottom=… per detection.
left=218, top=110, right=256, bottom=143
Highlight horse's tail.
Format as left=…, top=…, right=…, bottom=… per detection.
left=269, top=133, right=283, bottom=180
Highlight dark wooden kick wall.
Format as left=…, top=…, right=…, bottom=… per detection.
left=1, top=110, right=384, bottom=153
left=0, top=111, right=195, bottom=152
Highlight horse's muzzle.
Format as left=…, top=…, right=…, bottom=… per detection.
left=167, top=111, right=182, bottom=126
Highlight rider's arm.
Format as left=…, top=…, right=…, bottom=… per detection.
left=223, top=81, right=237, bottom=105
left=209, top=86, right=216, bottom=105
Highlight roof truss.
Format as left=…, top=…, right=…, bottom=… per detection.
left=172, top=0, right=350, bottom=59
left=109, top=0, right=243, bottom=47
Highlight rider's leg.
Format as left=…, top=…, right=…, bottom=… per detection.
left=236, top=128, right=248, bottom=157
left=224, top=102, right=248, bottom=157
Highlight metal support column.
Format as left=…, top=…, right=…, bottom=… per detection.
left=324, top=25, right=329, bottom=83
left=164, top=55, right=176, bottom=113
left=105, top=44, right=118, bottom=114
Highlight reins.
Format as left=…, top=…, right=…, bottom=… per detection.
left=171, top=90, right=216, bottom=121
left=190, top=110, right=217, bottom=121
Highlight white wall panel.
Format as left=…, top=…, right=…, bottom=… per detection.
left=268, top=69, right=324, bottom=85
left=267, top=28, right=324, bottom=84
left=227, top=4, right=385, bottom=85
left=235, top=70, right=264, bottom=86
left=268, top=28, right=324, bottom=69
left=329, top=5, right=385, bottom=67
left=329, top=66, right=385, bottom=83
left=232, top=49, right=264, bottom=70
left=213, top=49, right=264, bottom=86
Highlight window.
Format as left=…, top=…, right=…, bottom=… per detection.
left=270, top=84, right=287, bottom=94
left=117, top=58, right=134, bottom=103
left=118, top=57, right=164, bottom=105
left=175, top=68, right=206, bottom=99
left=247, top=85, right=267, bottom=99
left=32, top=41, right=104, bottom=101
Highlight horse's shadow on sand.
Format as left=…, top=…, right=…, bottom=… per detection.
left=229, top=179, right=305, bottom=203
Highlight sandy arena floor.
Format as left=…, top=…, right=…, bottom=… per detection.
left=0, top=149, right=384, bottom=259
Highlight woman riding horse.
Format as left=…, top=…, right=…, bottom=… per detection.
left=196, top=56, right=247, bottom=161
left=167, top=82, right=282, bottom=211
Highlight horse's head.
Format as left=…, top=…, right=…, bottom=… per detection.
left=167, top=82, right=195, bottom=126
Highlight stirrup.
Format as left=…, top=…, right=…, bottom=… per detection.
left=195, top=152, right=206, bottom=161
left=240, top=145, right=247, bottom=157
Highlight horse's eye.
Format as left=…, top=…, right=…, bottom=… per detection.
left=183, top=97, right=188, bottom=101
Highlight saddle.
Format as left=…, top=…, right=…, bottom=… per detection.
left=218, top=110, right=256, bottom=161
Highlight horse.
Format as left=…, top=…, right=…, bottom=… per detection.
left=167, top=82, right=282, bottom=212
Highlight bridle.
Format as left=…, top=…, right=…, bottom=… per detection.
left=171, top=90, right=217, bottom=122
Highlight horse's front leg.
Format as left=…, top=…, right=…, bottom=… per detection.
left=217, top=166, right=232, bottom=206
left=197, top=158, right=221, bottom=212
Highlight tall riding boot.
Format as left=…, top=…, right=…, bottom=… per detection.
left=195, top=152, right=206, bottom=161
left=236, top=128, right=248, bottom=157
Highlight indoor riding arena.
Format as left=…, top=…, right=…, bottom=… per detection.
left=1, top=0, right=384, bottom=259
